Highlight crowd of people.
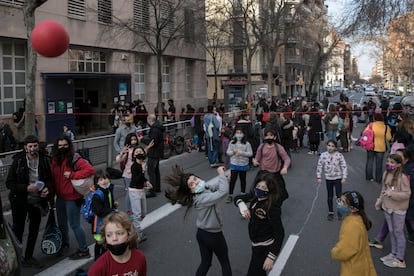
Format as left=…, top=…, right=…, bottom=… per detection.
left=3, top=92, right=414, bottom=275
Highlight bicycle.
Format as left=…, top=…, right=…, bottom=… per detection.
left=164, top=133, right=184, bottom=158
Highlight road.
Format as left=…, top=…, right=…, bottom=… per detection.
left=12, top=93, right=413, bottom=276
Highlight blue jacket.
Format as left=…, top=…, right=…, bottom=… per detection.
left=91, top=185, right=115, bottom=235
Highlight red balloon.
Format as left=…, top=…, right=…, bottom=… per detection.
left=31, top=20, right=70, bottom=58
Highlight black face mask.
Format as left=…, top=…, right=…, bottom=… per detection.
left=264, top=138, right=275, bottom=144
left=125, top=122, right=131, bottom=127
left=135, top=153, right=146, bottom=160
left=106, top=242, right=128, bottom=256
left=57, top=147, right=69, bottom=154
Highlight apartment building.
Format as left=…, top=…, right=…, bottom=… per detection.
left=206, top=0, right=328, bottom=108
left=0, top=0, right=206, bottom=142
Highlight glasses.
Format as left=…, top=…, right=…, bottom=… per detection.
left=58, top=144, right=69, bottom=148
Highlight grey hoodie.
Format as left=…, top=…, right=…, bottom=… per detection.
left=193, top=173, right=228, bottom=232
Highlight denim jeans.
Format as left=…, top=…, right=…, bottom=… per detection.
left=123, top=177, right=131, bottom=211
left=384, top=212, right=407, bottom=260
left=207, top=138, right=220, bottom=165
left=326, top=130, right=337, bottom=142
left=365, top=150, right=385, bottom=183
left=56, top=197, right=88, bottom=252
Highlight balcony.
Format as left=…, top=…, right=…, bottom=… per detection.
left=285, top=56, right=302, bottom=64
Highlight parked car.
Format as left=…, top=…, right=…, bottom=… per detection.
left=364, top=87, right=376, bottom=96
left=401, top=95, right=414, bottom=116
left=382, top=90, right=398, bottom=98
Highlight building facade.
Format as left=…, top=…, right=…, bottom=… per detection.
left=0, top=0, right=206, bottom=142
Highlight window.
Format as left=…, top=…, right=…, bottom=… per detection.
left=69, top=49, right=107, bottom=73
left=134, top=55, right=146, bottom=99
left=98, top=0, right=112, bottom=24
left=133, top=0, right=149, bottom=31
left=68, top=0, right=86, bottom=18
left=0, top=40, right=26, bottom=115
left=162, top=58, right=170, bottom=100
left=0, top=0, right=24, bottom=7
left=185, top=60, right=192, bottom=97
left=161, top=1, right=174, bottom=36
left=184, top=8, right=195, bottom=42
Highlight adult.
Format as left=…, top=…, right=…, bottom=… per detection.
left=6, top=135, right=51, bottom=268
left=134, top=99, right=148, bottom=127
left=307, top=105, right=323, bottom=154
left=88, top=212, right=147, bottom=276
left=387, top=103, right=403, bottom=137
left=167, top=99, right=176, bottom=122
left=293, top=101, right=307, bottom=148
left=146, top=114, right=165, bottom=193
left=204, top=105, right=221, bottom=168
left=324, top=104, right=339, bottom=142
left=365, top=113, right=392, bottom=183
left=194, top=107, right=205, bottom=152
left=392, top=113, right=414, bottom=149
left=50, top=135, right=95, bottom=259
left=338, top=104, right=352, bottom=152
left=113, top=115, right=138, bottom=154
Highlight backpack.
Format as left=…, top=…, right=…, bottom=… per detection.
left=359, top=123, right=374, bottom=151
left=207, top=117, right=214, bottom=138
left=80, top=187, right=104, bottom=223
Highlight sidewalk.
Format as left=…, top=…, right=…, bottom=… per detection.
left=15, top=149, right=209, bottom=276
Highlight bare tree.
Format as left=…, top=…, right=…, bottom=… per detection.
left=23, top=0, right=48, bottom=136
left=99, top=0, right=203, bottom=118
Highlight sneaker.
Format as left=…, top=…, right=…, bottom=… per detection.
left=337, top=212, right=343, bottom=221
left=138, top=230, right=147, bottom=242
left=380, top=253, right=395, bottom=262
left=327, top=212, right=334, bottom=221
left=383, top=257, right=406, bottom=268
left=69, top=249, right=91, bottom=260
left=127, top=211, right=134, bottom=220
left=226, top=196, right=233, bottom=204
left=210, top=163, right=219, bottom=168
left=307, top=151, right=314, bottom=155
left=369, top=178, right=375, bottom=182
left=408, top=234, right=414, bottom=244
left=22, top=257, right=44, bottom=268
left=369, top=239, right=383, bottom=249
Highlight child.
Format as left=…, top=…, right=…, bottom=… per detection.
left=316, top=140, right=348, bottom=221
left=91, top=170, right=117, bottom=260
left=164, top=165, right=232, bottom=276
left=129, top=146, right=152, bottom=242
left=234, top=172, right=285, bottom=276
left=331, top=191, right=376, bottom=275
left=253, top=127, right=291, bottom=206
left=375, top=154, right=411, bottom=268
left=226, top=127, right=253, bottom=203
left=88, top=211, right=147, bottom=276
left=63, top=124, right=75, bottom=141
left=115, top=133, right=139, bottom=213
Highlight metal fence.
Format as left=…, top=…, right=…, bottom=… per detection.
left=0, top=109, right=242, bottom=194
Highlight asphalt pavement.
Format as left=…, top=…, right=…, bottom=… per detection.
left=13, top=114, right=414, bottom=275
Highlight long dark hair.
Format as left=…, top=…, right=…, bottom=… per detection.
left=124, top=133, right=138, bottom=146
left=384, top=154, right=404, bottom=191
left=231, top=127, right=247, bottom=144
left=249, top=171, right=281, bottom=214
left=342, top=191, right=372, bottom=230
left=52, top=135, right=75, bottom=168
left=164, top=165, right=195, bottom=217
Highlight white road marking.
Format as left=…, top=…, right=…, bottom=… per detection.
left=268, top=235, right=299, bottom=276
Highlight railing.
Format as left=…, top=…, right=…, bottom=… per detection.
left=0, top=110, right=244, bottom=193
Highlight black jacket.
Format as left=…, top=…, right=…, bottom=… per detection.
left=147, top=120, right=165, bottom=159
left=6, top=151, right=52, bottom=198
left=130, top=161, right=147, bottom=189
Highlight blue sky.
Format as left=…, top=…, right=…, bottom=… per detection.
left=325, top=0, right=376, bottom=77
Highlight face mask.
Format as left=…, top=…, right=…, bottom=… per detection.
left=194, top=180, right=206, bottom=193
left=264, top=138, right=274, bottom=145
left=235, top=134, right=244, bottom=141
left=254, top=187, right=268, bottom=199
left=27, top=149, right=39, bottom=156
left=385, top=163, right=397, bottom=171
left=135, top=153, right=146, bottom=160
left=106, top=242, right=128, bottom=256
left=58, top=147, right=69, bottom=154
left=326, top=146, right=335, bottom=153
left=99, top=182, right=111, bottom=189
left=337, top=204, right=351, bottom=216
left=125, top=122, right=131, bottom=127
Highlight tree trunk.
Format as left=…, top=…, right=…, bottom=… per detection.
left=23, top=2, right=38, bottom=137
left=157, top=53, right=163, bottom=121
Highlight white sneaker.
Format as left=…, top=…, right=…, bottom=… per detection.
left=383, top=257, right=406, bottom=268
left=380, top=253, right=395, bottom=262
